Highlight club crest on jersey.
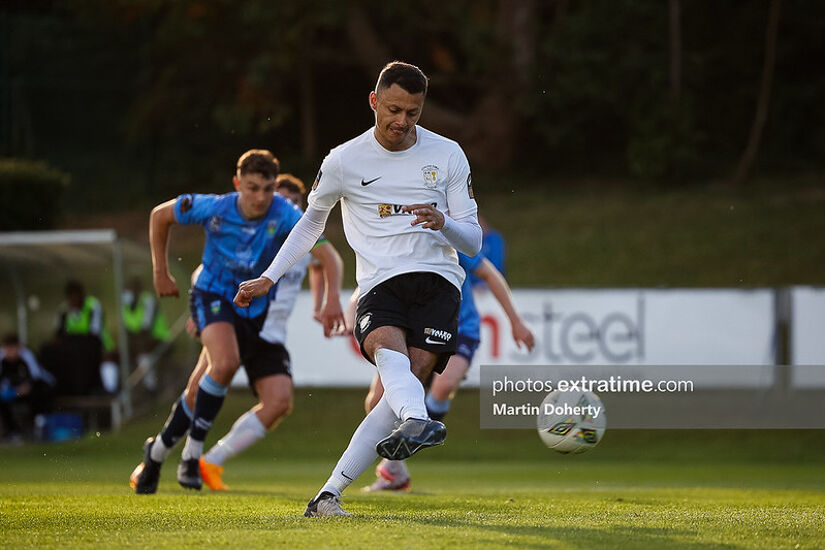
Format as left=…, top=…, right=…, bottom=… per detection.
left=208, top=216, right=222, bottom=232
left=467, top=173, right=474, bottom=199
left=267, top=220, right=278, bottom=235
left=422, top=164, right=439, bottom=189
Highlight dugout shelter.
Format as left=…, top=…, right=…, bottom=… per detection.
left=0, top=229, right=151, bottom=424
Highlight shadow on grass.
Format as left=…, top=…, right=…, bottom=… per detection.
left=399, top=514, right=742, bottom=549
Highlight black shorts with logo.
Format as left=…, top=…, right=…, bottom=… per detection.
left=243, top=340, right=292, bottom=387
left=353, top=272, right=461, bottom=374
left=190, top=288, right=292, bottom=385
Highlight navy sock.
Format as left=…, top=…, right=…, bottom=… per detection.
left=189, top=374, right=227, bottom=442
left=159, top=393, right=193, bottom=448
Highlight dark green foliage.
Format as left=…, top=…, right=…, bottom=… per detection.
left=0, top=158, right=70, bottom=230
left=1, top=1, right=824, bottom=212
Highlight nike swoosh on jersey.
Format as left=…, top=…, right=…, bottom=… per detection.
left=361, top=176, right=382, bottom=186
left=425, top=337, right=447, bottom=345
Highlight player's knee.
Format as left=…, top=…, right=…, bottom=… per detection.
left=364, top=389, right=381, bottom=413
left=208, top=357, right=240, bottom=384
left=276, top=397, right=293, bottom=419
left=260, top=397, right=292, bottom=427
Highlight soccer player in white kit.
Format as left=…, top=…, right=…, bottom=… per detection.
left=234, top=61, right=482, bottom=517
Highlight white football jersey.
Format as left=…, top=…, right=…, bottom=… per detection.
left=259, top=254, right=312, bottom=344
left=309, top=126, right=478, bottom=297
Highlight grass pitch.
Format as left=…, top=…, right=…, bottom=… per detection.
left=2, top=389, right=824, bottom=549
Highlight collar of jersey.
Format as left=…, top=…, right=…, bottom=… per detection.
left=370, top=125, right=421, bottom=156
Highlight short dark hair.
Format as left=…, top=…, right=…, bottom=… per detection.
left=2, top=333, right=20, bottom=347
left=65, top=279, right=84, bottom=296
left=276, top=173, right=306, bottom=195
left=376, top=61, right=429, bottom=97
left=236, top=149, right=280, bottom=180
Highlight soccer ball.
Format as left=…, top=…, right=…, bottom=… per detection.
left=537, top=389, right=606, bottom=454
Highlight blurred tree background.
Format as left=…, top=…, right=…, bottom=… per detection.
left=2, top=0, right=823, bottom=218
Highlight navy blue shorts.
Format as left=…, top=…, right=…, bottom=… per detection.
left=454, top=334, right=480, bottom=363
left=190, top=288, right=237, bottom=330
left=189, top=289, right=292, bottom=384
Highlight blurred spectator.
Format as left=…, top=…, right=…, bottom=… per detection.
left=122, top=277, right=170, bottom=390
left=1, top=333, right=56, bottom=442
left=469, top=214, right=507, bottom=289
left=40, top=280, right=114, bottom=396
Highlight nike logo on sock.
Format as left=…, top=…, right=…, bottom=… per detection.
left=341, top=471, right=354, bottom=481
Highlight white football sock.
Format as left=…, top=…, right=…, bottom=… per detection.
left=150, top=437, right=172, bottom=463
left=318, top=395, right=398, bottom=498
left=374, top=348, right=428, bottom=421
left=203, top=410, right=267, bottom=466
left=180, top=437, right=203, bottom=460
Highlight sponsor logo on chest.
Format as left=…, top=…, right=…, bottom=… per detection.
left=378, top=202, right=437, bottom=218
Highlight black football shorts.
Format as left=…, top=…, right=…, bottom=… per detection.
left=353, top=272, right=460, bottom=374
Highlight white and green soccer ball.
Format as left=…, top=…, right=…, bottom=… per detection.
left=537, top=389, right=606, bottom=454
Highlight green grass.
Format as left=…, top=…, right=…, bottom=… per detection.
left=477, top=175, right=825, bottom=287
left=2, top=389, right=825, bottom=548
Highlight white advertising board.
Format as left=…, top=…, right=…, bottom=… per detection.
left=234, top=288, right=777, bottom=388
left=790, top=286, right=825, bottom=387
left=468, top=288, right=775, bottom=387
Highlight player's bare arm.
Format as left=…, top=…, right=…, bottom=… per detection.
left=310, top=242, right=346, bottom=337
left=307, top=262, right=325, bottom=323
left=149, top=199, right=180, bottom=298
left=476, top=258, right=535, bottom=351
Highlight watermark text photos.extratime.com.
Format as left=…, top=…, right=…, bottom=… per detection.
left=490, top=375, right=694, bottom=397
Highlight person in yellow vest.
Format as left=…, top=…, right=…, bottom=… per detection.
left=41, top=280, right=114, bottom=396
left=122, top=278, right=170, bottom=390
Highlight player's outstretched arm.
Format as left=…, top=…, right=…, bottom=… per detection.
left=234, top=204, right=332, bottom=308
left=475, top=258, right=535, bottom=351
left=149, top=200, right=180, bottom=298
left=310, top=242, right=346, bottom=337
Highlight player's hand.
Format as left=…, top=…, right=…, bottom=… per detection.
left=512, top=319, right=535, bottom=352
left=153, top=271, right=179, bottom=297
left=185, top=317, right=199, bottom=340
left=319, top=298, right=347, bottom=338
left=403, top=203, right=445, bottom=230
left=233, top=276, right=274, bottom=307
